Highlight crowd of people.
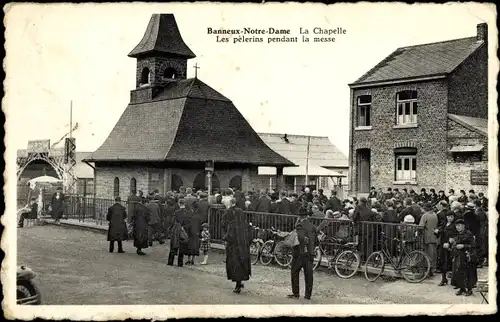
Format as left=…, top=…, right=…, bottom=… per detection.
left=98, top=184, right=490, bottom=299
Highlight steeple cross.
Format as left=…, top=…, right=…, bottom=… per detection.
left=193, top=63, right=200, bottom=78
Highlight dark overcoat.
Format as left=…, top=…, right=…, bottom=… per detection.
left=185, top=209, right=203, bottom=256
left=132, top=203, right=150, bottom=249
left=224, top=207, right=252, bottom=282
left=51, top=192, right=65, bottom=219
left=107, top=203, right=128, bottom=242
left=170, top=208, right=190, bottom=250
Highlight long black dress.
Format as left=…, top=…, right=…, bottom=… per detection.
left=185, top=208, right=202, bottom=256
left=224, top=207, right=252, bottom=282
left=132, top=203, right=150, bottom=249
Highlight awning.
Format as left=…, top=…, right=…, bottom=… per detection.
left=258, top=165, right=345, bottom=177
left=449, top=144, right=484, bottom=153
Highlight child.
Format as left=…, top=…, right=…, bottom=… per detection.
left=200, top=223, right=211, bottom=265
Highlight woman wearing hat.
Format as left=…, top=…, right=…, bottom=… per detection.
left=435, top=210, right=457, bottom=286
left=450, top=219, right=477, bottom=296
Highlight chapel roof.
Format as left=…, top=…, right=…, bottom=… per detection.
left=84, top=78, right=294, bottom=167
left=128, top=14, right=196, bottom=59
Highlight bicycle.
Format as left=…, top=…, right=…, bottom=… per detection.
left=364, top=231, right=431, bottom=283
left=312, top=233, right=341, bottom=271
left=260, top=227, right=293, bottom=268
left=333, top=242, right=361, bottom=279
left=249, top=226, right=264, bottom=265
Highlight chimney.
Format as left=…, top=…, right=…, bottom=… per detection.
left=476, top=23, right=487, bottom=43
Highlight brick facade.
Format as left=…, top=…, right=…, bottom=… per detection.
left=349, top=80, right=449, bottom=193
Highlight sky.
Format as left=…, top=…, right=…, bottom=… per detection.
left=4, top=2, right=496, bottom=158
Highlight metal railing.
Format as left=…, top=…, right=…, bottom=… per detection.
left=208, top=207, right=425, bottom=261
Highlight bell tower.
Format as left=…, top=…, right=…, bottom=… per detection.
left=128, top=14, right=196, bottom=102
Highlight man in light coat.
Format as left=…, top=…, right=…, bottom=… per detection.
left=419, top=202, right=439, bottom=275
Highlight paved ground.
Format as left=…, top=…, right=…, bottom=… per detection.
left=17, top=225, right=486, bottom=305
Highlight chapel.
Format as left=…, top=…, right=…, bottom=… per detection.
left=85, top=14, right=293, bottom=199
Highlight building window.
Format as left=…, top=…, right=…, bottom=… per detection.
left=140, top=67, right=151, bottom=86
left=163, top=67, right=177, bottom=80
left=130, top=178, right=137, bottom=195
left=395, top=155, right=417, bottom=181
left=113, top=177, right=120, bottom=197
left=396, top=90, right=418, bottom=125
left=357, top=95, right=371, bottom=127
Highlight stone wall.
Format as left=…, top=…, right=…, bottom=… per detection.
left=94, top=164, right=267, bottom=200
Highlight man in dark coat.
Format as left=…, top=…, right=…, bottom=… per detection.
left=254, top=189, right=272, bottom=213
left=451, top=219, right=477, bottom=296
left=51, top=187, right=65, bottom=224
left=352, top=197, right=376, bottom=260
left=367, top=186, right=377, bottom=200
left=317, top=189, right=328, bottom=206
left=168, top=199, right=190, bottom=267
left=184, top=188, right=197, bottom=211
left=132, top=199, right=150, bottom=255
left=146, top=196, right=165, bottom=246
left=185, top=201, right=203, bottom=265
left=419, top=188, right=430, bottom=203
left=288, top=207, right=331, bottom=300
left=278, top=190, right=292, bottom=215
left=107, top=197, right=128, bottom=253
left=223, top=198, right=252, bottom=293
left=477, top=192, right=488, bottom=212
left=325, top=190, right=341, bottom=212
left=234, top=189, right=246, bottom=210
left=197, top=193, right=210, bottom=224
left=473, top=199, right=488, bottom=267
left=127, top=192, right=141, bottom=224
left=18, top=197, right=38, bottom=228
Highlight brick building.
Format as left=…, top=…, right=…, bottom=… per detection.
left=84, top=14, right=293, bottom=200
left=348, top=23, right=489, bottom=196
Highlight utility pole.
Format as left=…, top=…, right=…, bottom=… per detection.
left=305, top=135, right=310, bottom=188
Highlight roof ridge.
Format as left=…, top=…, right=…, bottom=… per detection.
left=399, top=36, right=476, bottom=50
left=258, top=132, right=330, bottom=138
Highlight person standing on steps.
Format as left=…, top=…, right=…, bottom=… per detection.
left=287, top=207, right=331, bottom=301
left=106, top=196, right=128, bottom=253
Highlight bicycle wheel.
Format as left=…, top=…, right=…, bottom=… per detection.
left=312, top=246, right=322, bottom=271
left=364, top=251, right=385, bottom=282
left=400, top=250, right=431, bottom=283
left=335, top=250, right=361, bottom=279
left=273, top=241, right=293, bottom=268
left=259, top=240, right=274, bottom=266
left=249, top=240, right=261, bottom=265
